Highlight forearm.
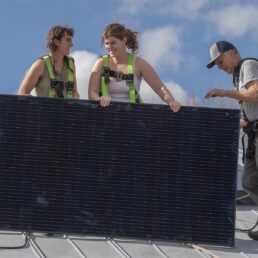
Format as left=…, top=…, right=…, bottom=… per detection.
left=160, top=86, right=175, bottom=104
left=165, top=94, right=175, bottom=104
left=18, top=86, right=32, bottom=96
left=88, top=70, right=103, bottom=101
left=224, top=89, right=258, bottom=102
left=88, top=90, right=101, bottom=101
left=18, top=93, right=32, bottom=96
left=73, top=91, right=80, bottom=99
left=205, top=86, right=258, bottom=103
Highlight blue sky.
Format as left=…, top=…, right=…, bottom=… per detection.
left=1, top=0, right=258, bottom=107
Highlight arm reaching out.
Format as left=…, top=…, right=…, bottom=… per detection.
left=136, top=57, right=181, bottom=112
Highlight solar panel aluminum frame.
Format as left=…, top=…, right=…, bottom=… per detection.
left=0, top=95, right=239, bottom=246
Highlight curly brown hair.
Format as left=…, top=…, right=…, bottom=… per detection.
left=102, top=23, right=138, bottom=54
left=46, top=25, right=74, bottom=52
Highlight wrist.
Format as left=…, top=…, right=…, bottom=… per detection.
left=222, top=89, right=227, bottom=97
left=167, top=98, right=175, bottom=104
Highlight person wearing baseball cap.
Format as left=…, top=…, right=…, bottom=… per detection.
left=205, top=40, right=258, bottom=241
left=206, top=40, right=238, bottom=69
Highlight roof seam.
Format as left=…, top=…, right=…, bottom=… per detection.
left=151, top=242, right=170, bottom=258
left=107, top=238, right=131, bottom=258
left=27, top=234, right=47, bottom=258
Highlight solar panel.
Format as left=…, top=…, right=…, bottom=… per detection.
left=0, top=94, right=239, bottom=246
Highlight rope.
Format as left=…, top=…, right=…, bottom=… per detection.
left=187, top=243, right=221, bottom=258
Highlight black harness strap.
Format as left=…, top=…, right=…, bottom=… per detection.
left=100, top=67, right=140, bottom=103
left=102, top=67, right=134, bottom=82
left=242, top=122, right=258, bottom=163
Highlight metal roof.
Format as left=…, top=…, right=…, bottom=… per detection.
left=0, top=205, right=258, bottom=258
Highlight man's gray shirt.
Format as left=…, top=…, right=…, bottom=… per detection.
left=239, top=60, right=258, bottom=122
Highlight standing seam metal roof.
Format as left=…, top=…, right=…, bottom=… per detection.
left=0, top=206, right=258, bottom=258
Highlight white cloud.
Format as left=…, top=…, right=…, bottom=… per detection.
left=160, top=0, right=208, bottom=20
left=71, top=50, right=98, bottom=99
left=139, top=80, right=194, bottom=106
left=118, top=0, right=208, bottom=20
left=205, top=4, right=258, bottom=38
left=117, top=0, right=150, bottom=15
left=140, top=26, right=183, bottom=71
left=166, top=81, right=196, bottom=105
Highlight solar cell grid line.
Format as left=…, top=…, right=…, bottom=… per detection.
left=0, top=94, right=239, bottom=246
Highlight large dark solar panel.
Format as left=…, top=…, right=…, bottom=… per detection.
left=0, top=94, right=239, bottom=246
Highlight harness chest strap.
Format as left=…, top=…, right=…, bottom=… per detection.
left=43, top=56, right=74, bottom=99
left=100, top=53, right=139, bottom=103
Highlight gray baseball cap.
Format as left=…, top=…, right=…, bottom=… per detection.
left=207, top=40, right=236, bottom=69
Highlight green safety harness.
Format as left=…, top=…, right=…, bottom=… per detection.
left=42, top=55, right=74, bottom=99
left=100, top=53, right=141, bottom=103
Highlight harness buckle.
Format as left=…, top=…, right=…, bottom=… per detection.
left=116, top=71, right=124, bottom=80
left=243, top=121, right=258, bottom=133
left=66, top=81, right=74, bottom=91
left=253, top=121, right=258, bottom=132
left=51, top=80, right=65, bottom=98
left=103, top=67, right=110, bottom=76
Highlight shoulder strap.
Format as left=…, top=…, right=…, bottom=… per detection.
left=42, top=56, right=56, bottom=98
left=127, top=53, right=137, bottom=103
left=127, top=53, right=134, bottom=74
left=42, top=55, right=55, bottom=80
left=233, top=58, right=258, bottom=89
left=102, top=55, right=109, bottom=68
left=66, top=56, right=74, bottom=99
left=43, top=55, right=74, bottom=82
left=67, top=56, right=74, bottom=82
left=100, top=55, right=109, bottom=96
